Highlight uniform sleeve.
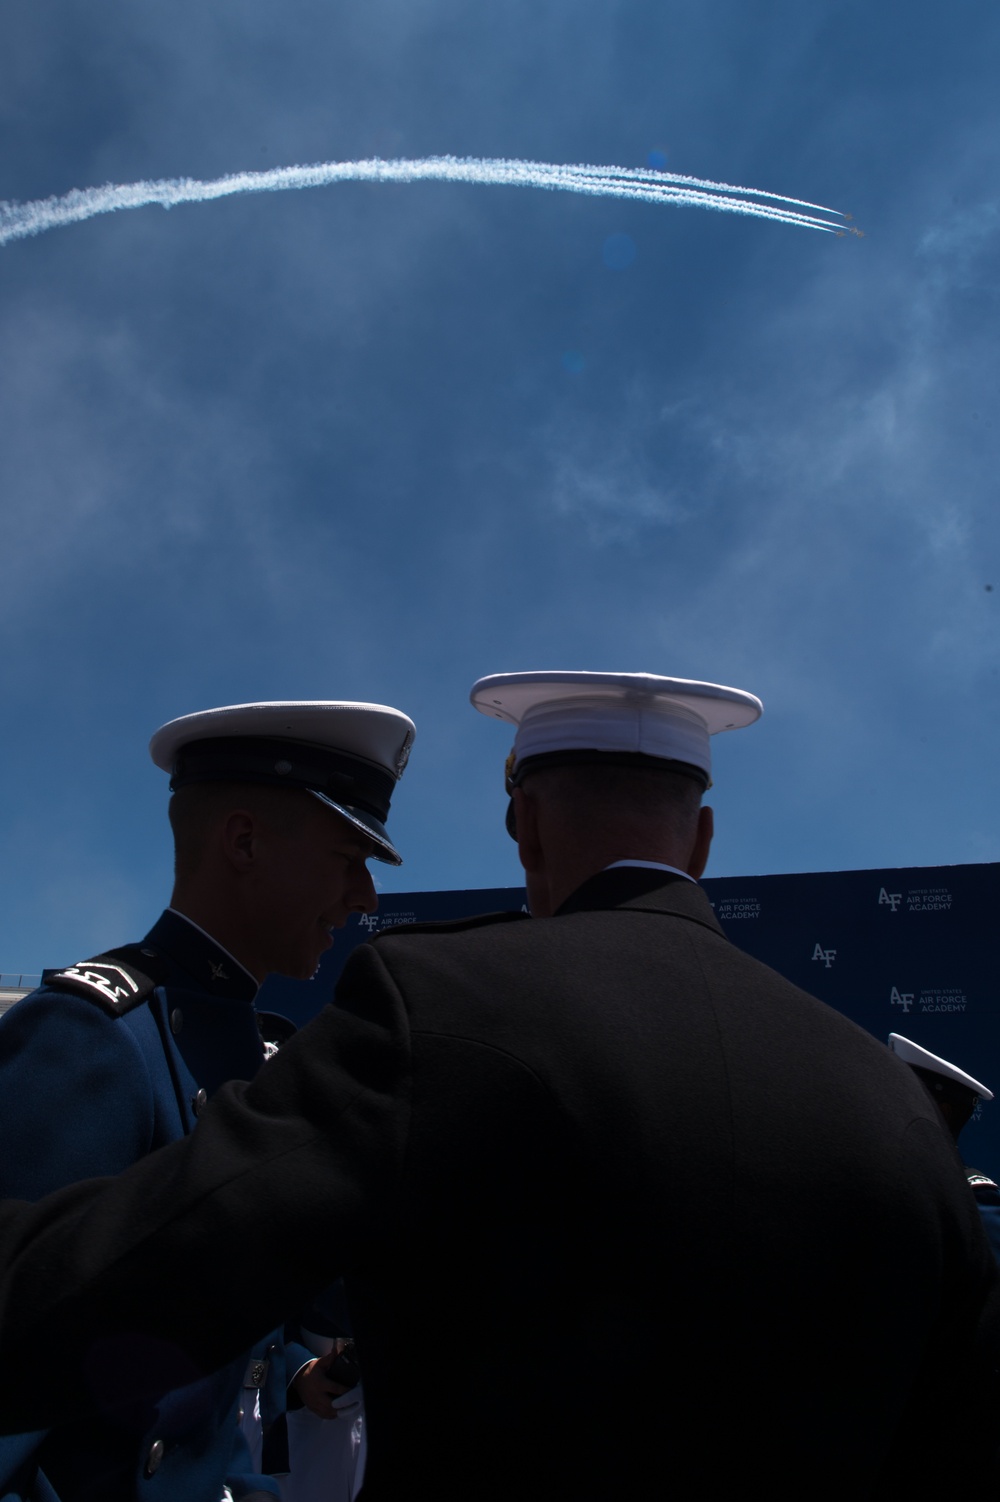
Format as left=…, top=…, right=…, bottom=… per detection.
left=283, top=1337, right=315, bottom=1387
left=0, top=944, right=411, bottom=1434
left=975, top=1196, right=1000, bottom=1266
left=224, top=1423, right=281, bottom=1500
left=0, top=993, right=159, bottom=1493
left=0, top=991, right=156, bottom=1197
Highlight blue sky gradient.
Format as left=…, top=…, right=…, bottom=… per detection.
left=2, top=0, right=999, bottom=969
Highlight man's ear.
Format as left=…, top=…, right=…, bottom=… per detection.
left=220, top=810, right=257, bottom=873
left=686, top=804, right=714, bottom=880
left=513, top=786, right=544, bottom=875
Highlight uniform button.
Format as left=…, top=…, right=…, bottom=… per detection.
left=192, top=1088, right=208, bottom=1115
left=170, top=1009, right=183, bottom=1035
left=144, top=1439, right=165, bottom=1476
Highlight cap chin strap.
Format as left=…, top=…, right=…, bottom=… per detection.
left=506, top=748, right=711, bottom=793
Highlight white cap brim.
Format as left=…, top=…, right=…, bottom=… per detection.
left=888, top=1033, right=994, bottom=1100
left=150, top=701, right=415, bottom=777
left=470, top=671, right=762, bottom=783
left=149, top=700, right=415, bottom=865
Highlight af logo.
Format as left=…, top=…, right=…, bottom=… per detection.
left=357, top=913, right=380, bottom=934
left=811, top=943, right=836, bottom=969
left=890, top=986, right=914, bottom=1014
left=878, top=887, right=902, bottom=912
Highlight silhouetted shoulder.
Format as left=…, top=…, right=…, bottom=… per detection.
left=39, top=945, right=171, bottom=1019
left=371, top=910, right=527, bottom=941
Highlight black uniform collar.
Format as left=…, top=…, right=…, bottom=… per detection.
left=555, top=865, right=724, bottom=938
left=141, top=910, right=259, bottom=1002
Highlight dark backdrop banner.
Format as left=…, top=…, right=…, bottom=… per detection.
left=260, top=862, right=1000, bottom=1175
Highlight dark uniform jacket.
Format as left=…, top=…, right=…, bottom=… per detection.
left=0, top=870, right=997, bottom=1499
left=0, top=910, right=281, bottom=1502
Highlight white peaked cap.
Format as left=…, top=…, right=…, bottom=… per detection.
left=888, top=1034, right=994, bottom=1101
left=149, top=700, right=415, bottom=865
left=469, top=671, right=762, bottom=784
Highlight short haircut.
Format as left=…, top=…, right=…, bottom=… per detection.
left=522, top=759, right=703, bottom=845
left=168, top=782, right=312, bottom=882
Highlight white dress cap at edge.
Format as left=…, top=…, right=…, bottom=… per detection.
left=469, top=671, right=762, bottom=784
left=888, top=1034, right=994, bottom=1101
left=148, top=701, right=415, bottom=865
left=149, top=701, right=415, bottom=778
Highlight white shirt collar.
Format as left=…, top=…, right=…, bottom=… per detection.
left=602, top=859, right=695, bottom=884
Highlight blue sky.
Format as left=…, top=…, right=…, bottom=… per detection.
left=2, top=0, right=999, bottom=971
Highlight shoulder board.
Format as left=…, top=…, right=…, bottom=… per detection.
left=41, top=945, right=170, bottom=1018
left=372, top=910, right=528, bottom=940
left=967, top=1169, right=1000, bottom=1192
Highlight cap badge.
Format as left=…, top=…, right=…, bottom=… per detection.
left=396, top=730, right=414, bottom=774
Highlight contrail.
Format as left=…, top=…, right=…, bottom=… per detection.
left=0, top=155, right=846, bottom=250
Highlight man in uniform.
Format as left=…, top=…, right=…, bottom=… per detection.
left=0, top=671, right=997, bottom=1499
left=0, top=699, right=414, bottom=1502
left=889, top=1032, right=1000, bottom=1261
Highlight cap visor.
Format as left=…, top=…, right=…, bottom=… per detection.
left=307, top=790, right=403, bottom=866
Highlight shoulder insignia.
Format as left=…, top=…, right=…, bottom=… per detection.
left=372, top=910, right=527, bottom=940
left=42, top=946, right=170, bottom=1018
left=967, top=1170, right=999, bottom=1191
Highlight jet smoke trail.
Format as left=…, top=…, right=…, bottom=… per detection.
left=0, top=155, right=845, bottom=249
